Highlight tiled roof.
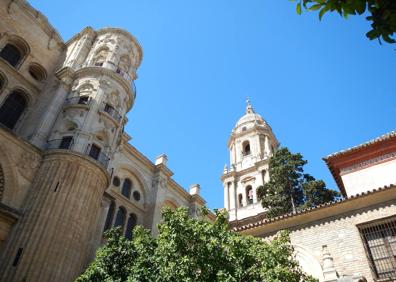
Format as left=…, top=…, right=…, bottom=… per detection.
left=323, top=130, right=396, bottom=160
left=232, top=183, right=396, bottom=232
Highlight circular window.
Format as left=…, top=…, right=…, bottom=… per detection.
left=28, top=63, right=47, bottom=82
left=112, top=176, right=120, bottom=187
left=133, top=191, right=141, bottom=202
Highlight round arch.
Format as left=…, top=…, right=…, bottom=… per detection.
left=0, top=33, right=31, bottom=68
left=163, top=199, right=178, bottom=210
left=293, top=244, right=324, bottom=281
left=113, top=164, right=150, bottom=205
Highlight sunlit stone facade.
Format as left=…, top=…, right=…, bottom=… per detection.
left=0, top=1, right=211, bottom=281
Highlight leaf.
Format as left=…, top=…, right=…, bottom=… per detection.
left=309, top=4, right=322, bottom=11
left=296, top=2, right=302, bottom=15
left=355, top=0, right=366, bottom=15
left=319, top=7, right=329, bottom=20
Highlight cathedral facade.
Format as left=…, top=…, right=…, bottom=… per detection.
left=0, top=1, right=212, bottom=281
left=1, top=1, right=395, bottom=282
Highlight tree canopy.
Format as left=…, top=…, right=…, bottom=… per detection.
left=77, top=207, right=317, bottom=282
left=257, top=147, right=340, bottom=218
left=293, top=0, right=396, bottom=44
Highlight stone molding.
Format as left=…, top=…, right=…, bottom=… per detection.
left=340, top=151, right=396, bottom=175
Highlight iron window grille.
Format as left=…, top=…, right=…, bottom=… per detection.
left=359, top=217, right=396, bottom=280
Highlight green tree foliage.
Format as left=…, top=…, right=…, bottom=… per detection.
left=257, top=147, right=340, bottom=218
left=77, top=208, right=317, bottom=282
left=293, top=0, right=396, bottom=44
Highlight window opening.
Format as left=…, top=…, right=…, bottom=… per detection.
left=59, top=136, right=73, bottom=150
left=125, top=213, right=137, bottom=239
left=103, top=201, right=115, bottom=232
left=0, top=44, right=22, bottom=67
left=122, top=179, right=132, bottom=199
left=89, top=144, right=101, bottom=160
left=0, top=91, right=27, bottom=129
left=238, top=194, right=243, bottom=207
left=360, top=218, right=396, bottom=279
left=78, top=96, right=89, bottom=105
left=114, top=207, right=126, bottom=232
left=246, top=186, right=253, bottom=205
left=133, top=191, right=141, bottom=202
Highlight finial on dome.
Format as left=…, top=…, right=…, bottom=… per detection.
left=246, top=97, right=254, bottom=114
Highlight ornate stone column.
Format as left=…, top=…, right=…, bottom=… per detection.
left=0, top=151, right=109, bottom=282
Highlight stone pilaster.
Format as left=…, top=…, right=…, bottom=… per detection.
left=0, top=151, right=108, bottom=282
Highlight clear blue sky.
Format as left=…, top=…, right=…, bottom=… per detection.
left=30, top=0, right=394, bottom=209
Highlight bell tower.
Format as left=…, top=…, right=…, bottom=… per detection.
left=0, top=28, right=142, bottom=282
left=221, top=100, right=278, bottom=221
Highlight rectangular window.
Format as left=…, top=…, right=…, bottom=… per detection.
left=359, top=218, right=396, bottom=280
left=78, top=96, right=89, bottom=105
left=59, top=136, right=73, bottom=150
left=104, top=104, right=114, bottom=115
left=89, top=144, right=101, bottom=160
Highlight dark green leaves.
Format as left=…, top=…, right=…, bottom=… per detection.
left=257, top=147, right=340, bottom=218
left=77, top=208, right=318, bottom=282
left=293, top=0, right=396, bottom=44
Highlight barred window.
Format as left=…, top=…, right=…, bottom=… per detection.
left=359, top=218, right=396, bottom=280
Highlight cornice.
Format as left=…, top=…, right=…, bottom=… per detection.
left=167, top=179, right=192, bottom=202
left=64, top=26, right=95, bottom=46
left=0, top=59, right=40, bottom=94
left=220, top=159, right=269, bottom=181
left=43, top=150, right=110, bottom=186
left=190, top=194, right=206, bottom=206
left=323, top=130, right=396, bottom=196
left=96, top=27, right=143, bottom=67
left=15, top=0, right=64, bottom=48
left=232, top=184, right=396, bottom=234
left=227, top=127, right=279, bottom=149
left=121, top=143, right=156, bottom=173
left=324, top=130, right=396, bottom=161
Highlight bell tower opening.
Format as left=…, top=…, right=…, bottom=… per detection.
left=242, top=141, right=251, bottom=156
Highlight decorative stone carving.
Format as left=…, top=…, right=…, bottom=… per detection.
left=322, top=245, right=338, bottom=282
left=17, top=151, right=41, bottom=180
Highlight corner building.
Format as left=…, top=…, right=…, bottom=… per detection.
left=0, top=1, right=212, bottom=281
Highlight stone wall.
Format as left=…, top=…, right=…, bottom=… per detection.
left=262, top=202, right=396, bottom=281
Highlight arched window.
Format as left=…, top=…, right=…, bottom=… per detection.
left=0, top=91, right=27, bottom=129
left=114, top=206, right=126, bottom=231
left=28, top=63, right=47, bottom=82
left=103, top=200, right=115, bottom=232
left=0, top=44, right=22, bottom=67
left=133, top=191, right=141, bottom=202
left=238, top=193, right=243, bottom=207
left=242, top=141, right=251, bottom=156
left=246, top=186, right=253, bottom=205
left=121, top=178, right=132, bottom=198
left=112, top=176, right=120, bottom=187
left=125, top=213, right=137, bottom=239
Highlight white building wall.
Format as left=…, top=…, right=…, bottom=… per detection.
left=341, top=157, right=396, bottom=196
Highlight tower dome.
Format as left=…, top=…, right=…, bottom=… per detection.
left=233, top=99, right=271, bottom=134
